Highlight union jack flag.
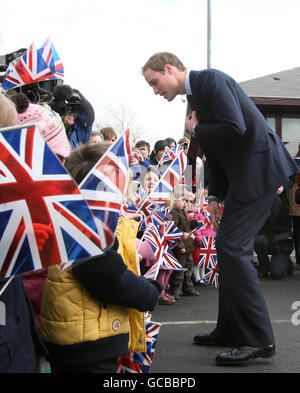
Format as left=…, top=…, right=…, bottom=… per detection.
left=123, top=149, right=186, bottom=229
left=140, top=149, right=187, bottom=208
left=0, top=124, right=102, bottom=278
left=163, top=220, right=184, bottom=247
left=172, top=144, right=184, bottom=155
left=203, top=261, right=219, bottom=288
left=143, top=223, right=166, bottom=263
left=122, top=185, right=162, bottom=230
left=79, top=129, right=132, bottom=250
left=38, top=38, right=64, bottom=78
left=198, top=235, right=217, bottom=269
left=147, top=206, right=172, bottom=228
left=121, top=186, right=145, bottom=216
left=156, top=145, right=184, bottom=167
left=115, top=362, right=140, bottom=373
left=158, top=146, right=176, bottom=164
left=196, top=212, right=211, bottom=231
left=139, top=199, right=159, bottom=222
left=198, top=197, right=214, bottom=230
left=138, top=317, right=161, bottom=373
left=1, top=40, right=63, bottom=92
left=122, top=149, right=186, bottom=235
left=142, top=260, right=161, bottom=280
left=143, top=223, right=184, bottom=278
left=116, top=313, right=161, bottom=373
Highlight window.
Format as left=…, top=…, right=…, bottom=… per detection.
left=266, top=116, right=276, bottom=132
left=282, top=118, right=300, bottom=143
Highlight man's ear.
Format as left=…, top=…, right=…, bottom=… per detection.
left=164, top=64, right=173, bottom=74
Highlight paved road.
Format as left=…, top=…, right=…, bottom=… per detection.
left=149, top=266, right=300, bottom=373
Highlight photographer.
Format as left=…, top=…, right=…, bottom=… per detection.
left=129, top=149, right=150, bottom=181
left=149, top=139, right=170, bottom=175
left=49, top=84, right=95, bottom=149
left=254, top=185, right=294, bottom=279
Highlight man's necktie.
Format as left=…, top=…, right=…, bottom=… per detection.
left=186, top=95, right=195, bottom=111
left=186, top=95, right=201, bottom=192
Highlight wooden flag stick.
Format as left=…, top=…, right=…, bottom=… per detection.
left=0, top=276, right=14, bottom=297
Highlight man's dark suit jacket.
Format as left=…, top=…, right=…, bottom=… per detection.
left=189, top=69, right=297, bottom=202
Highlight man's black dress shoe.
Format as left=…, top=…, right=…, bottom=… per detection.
left=193, top=333, right=230, bottom=346
left=215, top=344, right=275, bottom=365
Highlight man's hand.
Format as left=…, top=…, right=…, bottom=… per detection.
left=185, top=110, right=198, bottom=133
left=208, top=200, right=222, bottom=233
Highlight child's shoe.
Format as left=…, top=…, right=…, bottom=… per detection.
left=158, top=295, right=175, bottom=305
left=165, top=293, right=175, bottom=302
left=194, top=279, right=208, bottom=287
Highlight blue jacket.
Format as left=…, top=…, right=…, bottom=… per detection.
left=66, top=89, right=95, bottom=149
left=66, top=114, right=93, bottom=149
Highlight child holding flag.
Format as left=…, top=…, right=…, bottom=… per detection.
left=167, top=185, right=200, bottom=300
left=39, top=142, right=161, bottom=373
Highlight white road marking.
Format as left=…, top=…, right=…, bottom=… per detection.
left=160, top=320, right=292, bottom=326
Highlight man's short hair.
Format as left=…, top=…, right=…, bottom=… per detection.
left=142, top=52, right=186, bottom=74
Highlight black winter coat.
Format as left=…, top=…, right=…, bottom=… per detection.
left=0, top=276, right=47, bottom=372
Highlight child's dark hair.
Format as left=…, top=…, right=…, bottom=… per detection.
left=64, top=143, right=109, bottom=184
left=135, top=140, right=150, bottom=152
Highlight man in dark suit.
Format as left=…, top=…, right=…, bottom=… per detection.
left=142, top=52, right=297, bottom=365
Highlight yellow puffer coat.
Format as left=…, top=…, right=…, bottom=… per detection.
left=116, top=217, right=147, bottom=353
left=40, top=264, right=130, bottom=346
left=40, top=217, right=148, bottom=354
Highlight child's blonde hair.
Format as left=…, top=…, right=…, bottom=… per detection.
left=167, top=184, right=189, bottom=208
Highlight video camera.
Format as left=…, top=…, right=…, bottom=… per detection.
left=64, top=91, right=82, bottom=116
left=49, top=85, right=82, bottom=118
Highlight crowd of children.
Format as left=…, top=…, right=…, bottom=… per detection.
left=122, top=134, right=216, bottom=306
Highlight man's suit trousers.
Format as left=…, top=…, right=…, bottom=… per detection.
left=214, top=189, right=276, bottom=347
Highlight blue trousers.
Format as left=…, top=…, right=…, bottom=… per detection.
left=214, top=190, right=276, bottom=347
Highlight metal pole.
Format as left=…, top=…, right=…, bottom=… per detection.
left=207, top=0, right=211, bottom=69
